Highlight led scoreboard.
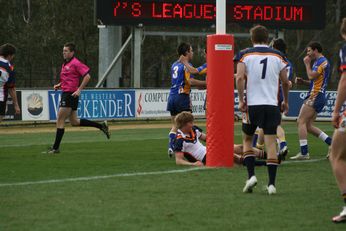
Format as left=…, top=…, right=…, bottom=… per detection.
left=96, top=0, right=326, bottom=29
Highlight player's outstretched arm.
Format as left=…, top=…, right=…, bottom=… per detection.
left=190, top=78, right=206, bottom=89
left=199, top=133, right=206, bottom=142
left=332, top=72, right=346, bottom=128
left=235, top=62, right=247, bottom=112
left=72, top=74, right=91, bottom=98
left=180, top=58, right=199, bottom=74
left=175, top=152, right=203, bottom=166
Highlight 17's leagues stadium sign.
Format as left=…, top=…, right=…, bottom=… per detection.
left=48, top=90, right=136, bottom=120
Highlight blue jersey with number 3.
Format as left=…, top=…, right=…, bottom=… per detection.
left=169, top=61, right=194, bottom=96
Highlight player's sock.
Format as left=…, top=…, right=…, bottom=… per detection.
left=80, top=119, right=102, bottom=129
left=318, top=132, right=332, bottom=146
left=168, top=132, right=176, bottom=149
left=343, top=191, right=346, bottom=204
left=299, top=139, right=309, bottom=155
left=252, top=134, right=258, bottom=147
left=267, top=159, right=279, bottom=186
left=243, top=151, right=256, bottom=179
left=279, top=140, right=287, bottom=150
left=53, top=128, right=65, bottom=150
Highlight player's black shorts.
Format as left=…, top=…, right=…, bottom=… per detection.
left=242, top=105, right=281, bottom=135
left=0, top=101, right=6, bottom=116
left=60, top=92, right=79, bottom=111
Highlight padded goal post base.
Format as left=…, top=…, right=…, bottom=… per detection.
left=206, top=34, right=234, bottom=168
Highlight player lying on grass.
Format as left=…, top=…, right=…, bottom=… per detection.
left=329, top=17, right=346, bottom=223
left=167, top=43, right=207, bottom=158
left=0, top=43, right=20, bottom=121
left=173, top=112, right=267, bottom=166
left=45, top=42, right=110, bottom=154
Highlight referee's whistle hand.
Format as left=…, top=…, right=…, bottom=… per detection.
left=72, top=90, right=81, bottom=98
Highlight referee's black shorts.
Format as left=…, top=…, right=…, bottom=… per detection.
left=242, top=105, right=281, bottom=135
left=60, top=92, right=79, bottom=111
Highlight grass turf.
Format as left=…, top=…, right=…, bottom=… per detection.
left=0, top=122, right=345, bottom=231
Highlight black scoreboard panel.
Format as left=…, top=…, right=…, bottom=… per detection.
left=96, top=0, right=326, bottom=29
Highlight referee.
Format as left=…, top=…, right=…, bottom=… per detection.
left=46, top=42, right=110, bottom=154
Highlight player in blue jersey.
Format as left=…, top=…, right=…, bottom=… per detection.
left=329, top=18, right=346, bottom=223
left=253, top=38, right=293, bottom=160
left=167, top=43, right=206, bottom=157
left=291, top=42, right=332, bottom=160
left=0, top=44, right=20, bottom=122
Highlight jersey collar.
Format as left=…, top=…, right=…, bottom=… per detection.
left=0, top=57, right=9, bottom=63
left=254, top=44, right=269, bottom=48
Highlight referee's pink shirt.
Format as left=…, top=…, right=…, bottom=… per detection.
left=60, top=57, right=90, bottom=93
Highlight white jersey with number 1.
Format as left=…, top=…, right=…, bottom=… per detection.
left=235, top=45, right=288, bottom=106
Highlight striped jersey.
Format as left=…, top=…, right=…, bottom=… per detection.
left=0, top=57, right=15, bottom=102
left=308, top=56, right=330, bottom=99
left=169, top=61, right=194, bottom=95
left=197, top=63, right=207, bottom=75
left=174, top=126, right=206, bottom=162
left=234, top=45, right=288, bottom=106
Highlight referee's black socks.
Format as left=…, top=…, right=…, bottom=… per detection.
left=53, top=128, right=65, bottom=150
left=80, top=119, right=102, bottom=129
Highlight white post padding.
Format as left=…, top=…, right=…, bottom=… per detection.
left=216, top=0, right=226, bottom=35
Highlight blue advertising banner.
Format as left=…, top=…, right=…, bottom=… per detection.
left=48, top=90, right=136, bottom=120
left=234, top=90, right=344, bottom=121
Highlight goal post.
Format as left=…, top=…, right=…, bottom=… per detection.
left=206, top=0, right=234, bottom=167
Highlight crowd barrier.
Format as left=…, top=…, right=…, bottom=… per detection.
left=3, top=89, right=342, bottom=122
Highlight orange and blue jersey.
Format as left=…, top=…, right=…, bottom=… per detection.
left=169, top=61, right=194, bottom=96
left=308, top=56, right=330, bottom=99
left=339, top=43, right=346, bottom=73
left=197, top=63, right=207, bottom=75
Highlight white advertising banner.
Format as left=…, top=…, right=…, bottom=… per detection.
left=21, top=90, right=50, bottom=121
left=135, top=89, right=206, bottom=118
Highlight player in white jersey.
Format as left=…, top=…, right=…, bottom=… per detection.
left=329, top=18, right=346, bottom=223
left=173, top=112, right=268, bottom=166
left=235, top=25, right=290, bottom=195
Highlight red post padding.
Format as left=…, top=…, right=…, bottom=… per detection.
left=206, top=34, right=234, bottom=168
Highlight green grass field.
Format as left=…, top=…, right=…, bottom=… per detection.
left=0, top=122, right=345, bottom=231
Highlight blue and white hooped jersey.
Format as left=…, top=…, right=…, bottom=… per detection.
left=0, top=57, right=15, bottom=102
left=169, top=61, right=194, bottom=96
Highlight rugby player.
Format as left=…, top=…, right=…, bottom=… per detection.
left=291, top=42, right=332, bottom=160
left=173, top=112, right=267, bottom=166
left=0, top=43, right=20, bottom=121
left=167, top=43, right=207, bottom=157
left=235, top=25, right=290, bottom=194
left=253, top=38, right=293, bottom=160
left=46, top=43, right=110, bottom=154
left=329, top=18, right=346, bottom=223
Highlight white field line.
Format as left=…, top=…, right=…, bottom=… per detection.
left=0, top=167, right=208, bottom=188
left=0, top=158, right=327, bottom=188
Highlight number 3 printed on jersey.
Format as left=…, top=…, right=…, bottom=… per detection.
left=172, top=66, right=179, bottom=79
left=260, top=58, right=268, bottom=79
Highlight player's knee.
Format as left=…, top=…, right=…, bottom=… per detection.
left=70, top=119, right=79, bottom=126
